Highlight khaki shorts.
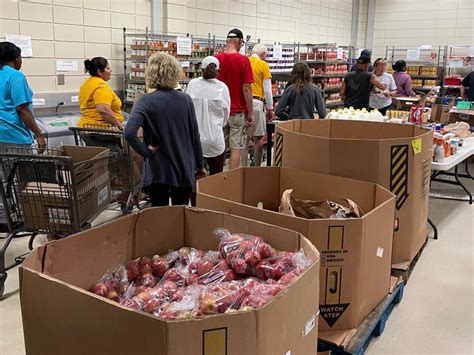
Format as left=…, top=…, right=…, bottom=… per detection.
left=224, top=113, right=247, bottom=150
left=246, top=99, right=266, bottom=138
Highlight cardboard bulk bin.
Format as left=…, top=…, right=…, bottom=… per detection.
left=273, top=120, right=433, bottom=269
left=20, top=207, right=320, bottom=355
left=197, top=167, right=396, bottom=341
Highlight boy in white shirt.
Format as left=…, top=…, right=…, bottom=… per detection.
left=186, top=56, right=230, bottom=175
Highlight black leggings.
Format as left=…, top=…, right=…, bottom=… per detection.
left=147, top=183, right=192, bottom=207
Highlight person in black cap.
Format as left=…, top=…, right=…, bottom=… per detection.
left=215, top=28, right=254, bottom=170
left=350, top=49, right=374, bottom=72
left=340, top=56, right=386, bottom=110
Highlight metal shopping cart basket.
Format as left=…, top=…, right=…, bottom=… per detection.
left=0, top=145, right=110, bottom=298
left=69, top=125, right=145, bottom=213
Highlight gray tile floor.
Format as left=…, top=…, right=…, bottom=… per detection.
left=0, top=181, right=472, bottom=354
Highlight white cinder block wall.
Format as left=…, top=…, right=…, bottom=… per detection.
left=164, top=0, right=354, bottom=46
left=372, top=0, right=474, bottom=58
left=0, top=0, right=151, bottom=94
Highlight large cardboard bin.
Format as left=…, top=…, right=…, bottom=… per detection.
left=274, top=120, right=432, bottom=269
left=20, top=207, right=320, bottom=355
left=18, top=145, right=110, bottom=232
left=197, top=167, right=396, bottom=340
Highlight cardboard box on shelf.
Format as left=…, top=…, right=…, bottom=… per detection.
left=18, top=145, right=110, bottom=232
left=20, top=207, right=320, bottom=355
left=197, top=167, right=396, bottom=337
left=273, top=120, right=433, bottom=270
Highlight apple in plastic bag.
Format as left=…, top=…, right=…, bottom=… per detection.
left=151, top=256, right=169, bottom=277
left=125, top=260, right=140, bottom=282
left=89, top=283, right=108, bottom=297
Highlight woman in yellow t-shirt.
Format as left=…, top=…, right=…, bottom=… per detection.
left=77, top=57, right=123, bottom=128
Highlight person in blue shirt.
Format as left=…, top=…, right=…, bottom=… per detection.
left=0, top=42, right=45, bottom=232
left=0, top=42, right=45, bottom=151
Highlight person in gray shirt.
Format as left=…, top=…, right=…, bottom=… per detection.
left=124, top=52, right=204, bottom=207
left=276, top=62, right=326, bottom=120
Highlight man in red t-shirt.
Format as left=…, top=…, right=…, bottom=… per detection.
left=215, top=28, right=254, bottom=170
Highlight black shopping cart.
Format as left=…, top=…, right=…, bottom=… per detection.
left=0, top=146, right=110, bottom=298
left=69, top=125, right=145, bottom=213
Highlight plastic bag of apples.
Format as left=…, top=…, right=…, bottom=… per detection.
left=89, top=228, right=311, bottom=320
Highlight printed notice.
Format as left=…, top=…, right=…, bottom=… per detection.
left=56, top=60, right=78, bottom=72
left=411, top=138, right=422, bottom=154
left=406, top=49, right=420, bottom=61
left=177, top=37, right=192, bottom=56
left=32, top=98, right=45, bottom=106
left=337, top=47, right=344, bottom=60
left=273, top=45, right=283, bottom=60
left=6, top=34, right=33, bottom=57
left=376, top=247, right=384, bottom=258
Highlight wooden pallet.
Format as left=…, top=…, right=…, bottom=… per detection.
left=391, top=238, right=428, bottom=283
left=317, top=282, right=405, bottom=355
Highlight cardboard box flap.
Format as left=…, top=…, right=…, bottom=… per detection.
left=135, top=206, right=185, bottom=257
left=243, top=167, right=281, bottom=211
left=39, top=214, right=137, bottom=289
left=20, top=246, right=46, bottom=273
left=60, top=145, right=109, bottom=163
left=20, top=269, right=167, bottom=355
left=197, top=168, right=245, bottom=204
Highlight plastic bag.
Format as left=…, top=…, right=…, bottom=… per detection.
left=214, top=228, right=275, bottom=276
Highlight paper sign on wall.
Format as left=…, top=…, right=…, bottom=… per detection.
left=5, top=34, right=33, bottom=57
left=337, top=47, right=344, bottom=60
left=406, top=49, right=420, bottom=61
left=177, top=37, right=192, bottom=56
left=56, top=60, right=78, bottom=72
left=32, top=98, right=45, bottom=106
left=273, top=45, right=283, bottom=60
left=419, top=45, right=432, bottom=50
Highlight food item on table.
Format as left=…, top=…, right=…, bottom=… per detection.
left=87, top=229, right=311, bottom=320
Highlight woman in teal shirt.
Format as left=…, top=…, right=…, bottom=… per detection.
left=0, top=42, right=45, bottom=151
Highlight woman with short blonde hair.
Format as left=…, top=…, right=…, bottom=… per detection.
left=124, top=52, right=205, bottom=207
left=145, top=51, right=182, bottom=90
left=369, top=57, right=397, bottom=115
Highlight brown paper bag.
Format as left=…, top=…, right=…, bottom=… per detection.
left=279, top=189, right=364, bottom=219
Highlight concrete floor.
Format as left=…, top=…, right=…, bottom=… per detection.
left=0, top=185, right=473, bottom=354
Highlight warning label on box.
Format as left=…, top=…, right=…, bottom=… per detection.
left=321, top=249, right=349, bottom=267
left=320, top=304, right=350, bottom=327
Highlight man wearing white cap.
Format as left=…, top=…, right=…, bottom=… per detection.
left=186, top=56, right=230, bottom=179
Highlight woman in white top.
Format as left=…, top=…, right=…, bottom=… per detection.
left=186, top=56, right=230, bottom=175
left=369, top=58, right=397, bottom=116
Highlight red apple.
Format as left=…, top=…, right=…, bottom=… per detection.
left=171, top=288, right=185, bottom=302
left=152, top=257, right=169, bottom=277
left=134, top=285, right=151, bottom=296
left=139, top=263, right=152, bottom=275
left=197, top=260, right=214, bottom=276
left=139, top=256, right=152, bottom=267
left=126, top=260, right=140, bottom=281
left=187, top=273, right=199, bottom=285
left=223, top=269, right=237, bottom=281
left=102, top=278, right=118, bottom=292
left=162, top=268, right=186, bottom=285
left=254, top=260, right=272, bottom=280
left=107, top=290, right=120, bottom=302
left=244, top=250, right=261, bottom=266
left=143, top=298, right=162, bottom=314
left=121, top=298, right=140, bottom=310
left=258, top=243, right=274, bottom=259
left=89, top=283, right=108, bottom=297
left=200, top=298, right=218, bottom=315
left=231, top=258, right=248, bottom=275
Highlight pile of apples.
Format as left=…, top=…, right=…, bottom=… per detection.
left=89, top=231, right=310, bottom=320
